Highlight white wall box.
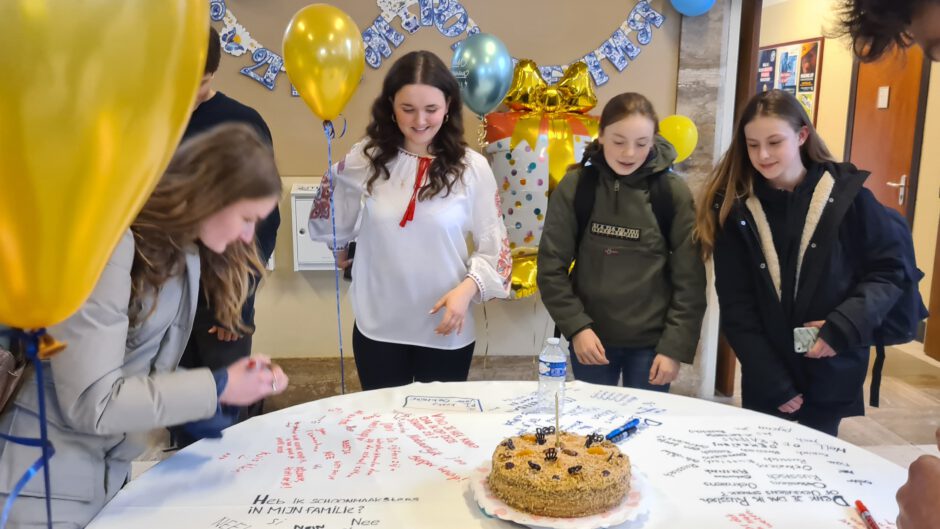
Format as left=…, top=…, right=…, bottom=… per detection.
left=291, top=183, right=338, bottom=271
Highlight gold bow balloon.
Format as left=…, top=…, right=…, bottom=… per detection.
left=485, top=60, right=600, bottom=300
left=500, top=60, right=599, bottom=192
left=504, top=60, right=597, bottom=114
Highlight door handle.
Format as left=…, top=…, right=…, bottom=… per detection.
left=886, top=174, right=907, bottom=206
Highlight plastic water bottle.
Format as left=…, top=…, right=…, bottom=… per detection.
left=537, top=337, right=567, bottom=413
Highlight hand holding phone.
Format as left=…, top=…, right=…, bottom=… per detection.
left=793, top=326, right=820, bottom=354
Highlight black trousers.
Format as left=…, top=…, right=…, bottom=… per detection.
left=798, top=413, right=843, bottom=437
left=352, top=324, right=475, bottom=391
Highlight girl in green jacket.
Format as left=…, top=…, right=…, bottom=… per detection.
left=537, top=93, right=706, bottom=391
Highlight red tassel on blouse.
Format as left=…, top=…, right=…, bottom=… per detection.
left=400, top=156, right=432, bottom=227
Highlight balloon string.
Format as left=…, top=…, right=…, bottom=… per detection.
left=323, top=120, right=346, bottom=395
left=0, top=329, right=55, bottom=529
left=478, top=114, right=488, bottom=150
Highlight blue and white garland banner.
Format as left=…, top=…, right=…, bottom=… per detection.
left=210, top=0, right=665, bottom=92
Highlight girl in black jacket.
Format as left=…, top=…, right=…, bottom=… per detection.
left=695, top=90, right=906, bottom=436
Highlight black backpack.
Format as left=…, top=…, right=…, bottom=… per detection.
left=552, top=162, right=675, bottom=339
left=869, top=207, right=929, bottom=407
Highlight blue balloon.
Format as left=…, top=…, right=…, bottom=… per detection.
left=671, top=0, right=715, bottom=17
left=451, top=33, right=513, bottom=116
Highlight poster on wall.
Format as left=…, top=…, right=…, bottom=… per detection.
left=757, top=37, right=824, bottom=124
left=757, top=49, right=776, bottom=92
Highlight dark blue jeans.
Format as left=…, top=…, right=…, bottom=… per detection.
left=569, top=344, right=670, bottom=392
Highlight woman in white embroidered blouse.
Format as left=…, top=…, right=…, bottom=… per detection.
left=308, top=50, right=511, bottom=390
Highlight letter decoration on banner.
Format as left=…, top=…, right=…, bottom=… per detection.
left=209, top=0, right=226, bottom=21
left=239, top=48, right=284, bottom=91
left=211, top=0, right=665, bottom=92
left=484, top=60, right=599, bottom=299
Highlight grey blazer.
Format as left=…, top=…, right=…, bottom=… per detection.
left=0, top=231, right=219, bottom=527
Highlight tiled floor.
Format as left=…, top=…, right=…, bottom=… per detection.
left=134, top=344, right=940, bottom=477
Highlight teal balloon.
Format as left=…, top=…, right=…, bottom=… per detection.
left=670, top=0, right=715, bottom=16
left=451, top=33, right=513, bottom=116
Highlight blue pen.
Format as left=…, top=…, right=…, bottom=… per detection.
left=606, top=418, right=640, bottom=441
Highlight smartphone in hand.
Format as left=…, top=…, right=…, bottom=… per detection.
left=343, top=241, right=356, bottom=281
left=793, top=326, right=820, bottom=354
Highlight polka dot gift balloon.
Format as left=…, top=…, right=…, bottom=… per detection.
left=484, top=60, right=599, bottom=299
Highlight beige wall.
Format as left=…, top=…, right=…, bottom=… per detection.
left=214, top=0, right=681, bottom=357
left=759, top=0, right=854, bottom=153
left=760, top=0, right=940, bottom=304
left=913, top=68, right=940, bottom=303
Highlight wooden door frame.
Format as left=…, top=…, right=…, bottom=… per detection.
left=716, top=0, right=763, bottom=397
left=928, top=225, right=940, bottom=358
left=843, top=54, right=932, bottom=226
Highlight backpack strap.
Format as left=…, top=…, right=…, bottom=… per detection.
left=573, top=164, right=599, bottom=249
left=648, top=171, right=675, bottom=250
left=556, top=165, right=599, bottom=341
left=553, top=164, right=598, bottom=339
left=870, top=331, right=886, bottom=408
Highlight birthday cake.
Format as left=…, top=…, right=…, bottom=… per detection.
left=487, top=428, right=631, bottom=518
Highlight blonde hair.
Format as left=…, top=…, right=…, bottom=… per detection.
left=695, top=90, right=835, bottom=258
left=129, top=123, right=281, bottom=332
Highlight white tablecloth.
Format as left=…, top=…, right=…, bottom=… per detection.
left=89, top=381, right=904, bottom=529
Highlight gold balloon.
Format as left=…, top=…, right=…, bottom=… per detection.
left=503, top=60, right=545, bottom=112
left=502, top=60, right=597, bottom=115
left=499, top=60, right=600, bottom=191
left=492, top=60, right=601, bottom=301
left=0, top=0, right=208, bottom=329
left=510, top=255, right=538, bottom=300
left=283, top=4, right=365, bottom=122
left=554, top=62, right=597, bottom=114
left=541, top=87, right=563, bottom=113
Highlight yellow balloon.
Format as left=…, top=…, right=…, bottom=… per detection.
left=510, top=255, right=539, bottom=300
left=659, top=115, right=699, bottom=164
left=283, top=4, right=365, bottom=121
left=0, top=1, right=207, bottom=329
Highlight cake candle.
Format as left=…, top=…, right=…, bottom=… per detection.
left=555, top=392, right=560, bottom=447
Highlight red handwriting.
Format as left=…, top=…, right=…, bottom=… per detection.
left=305, top=430, right=321, bottom=453
left=234, top=451, right=272, bottom=474
left=327, top=460, right=342, bottom=480
left=228, top=407, right=480, bottom=486
left=407, top=455, right=463, bottom=481
left=726, top=511, right=774, bottom=529
left=280, top=466, right=307, bottom=489
left=407, top=434, right=443, bottom=456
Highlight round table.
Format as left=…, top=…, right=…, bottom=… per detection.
left=89, top=381, right=905, bottom=528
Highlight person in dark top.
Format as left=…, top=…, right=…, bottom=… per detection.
left=172, top=26, right=281, bottom=448
left=695, top=90, right=906, bottom=437
left=537, top=93, right=705, bottom=392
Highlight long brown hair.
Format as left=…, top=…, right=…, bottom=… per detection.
left=695, top=89, right=835, bottom=258
left=364, top=50, right=467, bottom=199
left=129, top=123, right=282, bottom=332
left=569, top=92, right=660, bottom=171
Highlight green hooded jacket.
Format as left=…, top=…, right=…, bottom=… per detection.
left=536, top=136, right=706, bottom=363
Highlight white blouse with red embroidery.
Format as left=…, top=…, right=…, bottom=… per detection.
left=308, top=140, right=512, bottom=350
